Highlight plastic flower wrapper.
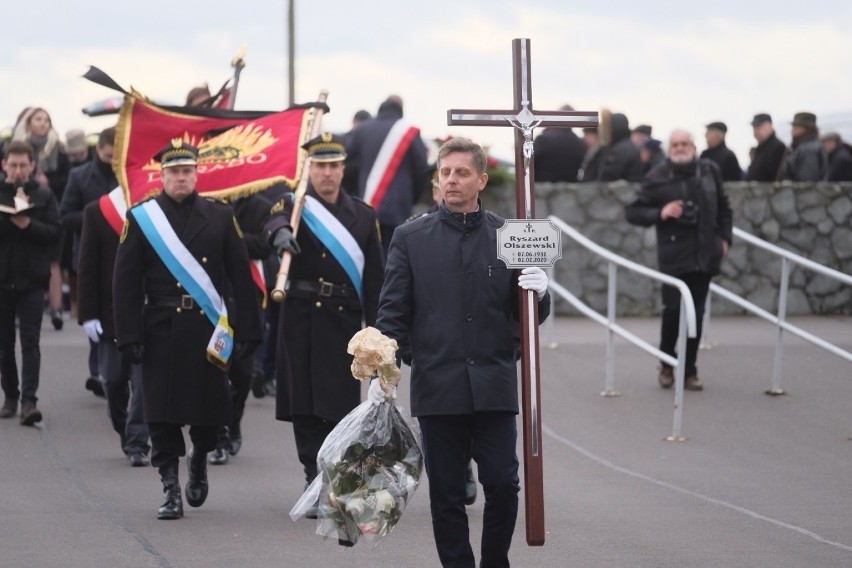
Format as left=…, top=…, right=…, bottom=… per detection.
left=289, top=327, right=422, bottom=547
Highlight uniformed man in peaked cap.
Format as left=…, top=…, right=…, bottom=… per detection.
left=265, top=132, right=384, bottom=491
left=113, top=139, right=261, bottom=519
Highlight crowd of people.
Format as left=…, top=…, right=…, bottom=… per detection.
left=0, top=91, right=555, bottom=567
left=535, top=108, right=852, bottom=184
left=0, top=91, right=848, bottom=567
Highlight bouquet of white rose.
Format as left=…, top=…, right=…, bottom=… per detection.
left=289, top=328, right=423, bottom=546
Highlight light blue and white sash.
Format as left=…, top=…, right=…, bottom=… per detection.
left=133, top=200, right=234, bottom=369
left=297, top=194, right=364, bottom=300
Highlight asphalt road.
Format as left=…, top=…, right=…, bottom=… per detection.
left=1, top=314, right=850, bottom=568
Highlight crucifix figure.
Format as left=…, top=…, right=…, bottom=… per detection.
left=448, top=37, right=598, bottom=546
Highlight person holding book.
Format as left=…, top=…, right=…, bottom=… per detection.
left=0, top=141, right=62, bottom=425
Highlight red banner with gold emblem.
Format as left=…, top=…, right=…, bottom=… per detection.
left=113, top=96, right=317, bottom=205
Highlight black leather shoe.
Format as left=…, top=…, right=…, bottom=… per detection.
left=228, top=436, right=242, bottom=456
left=157, top=483, right=183, bottom=520
left=250, top=370, right=266, bottom=399
left=128, top=453, right=149, bottom=467
left=207, top=447, right=229, bottom=465
left=85, top=376, right=105, bottom=397
left=185, top=447, right=209, bottom=507
left=464, top=462, right=477, bottom=506
left=157, top=464, right=183, bottom=520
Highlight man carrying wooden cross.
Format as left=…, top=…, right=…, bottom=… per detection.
left=375, top=137, right=551, bottom=567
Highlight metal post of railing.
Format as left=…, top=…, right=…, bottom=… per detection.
left=700, top=292, right=714, bottom=350
left=602, top=261, right=619, bottom=397
left=768, top=258, right=791, bottom=395
left=542, top=266, right=558, bottom=349
left=667, top=303, right=689, bottom=441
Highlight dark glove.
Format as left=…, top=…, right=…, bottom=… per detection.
left=120, top=343, right=143, bottom=365
left=272, top=228, right=300, bottom=256
left=234, top=341, right=258, bottom=361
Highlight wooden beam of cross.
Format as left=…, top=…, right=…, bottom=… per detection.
left=447, top=38, right=598, bottom=547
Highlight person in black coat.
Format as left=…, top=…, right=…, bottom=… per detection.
left=113, top=141, right=262, bottom=520
left=821, top=133, right=852, bottom=182
left=61, top=126, right=117, bottom=397
left=78, top=190, right=150, bottom=465
left=580, top=111, right=643, bottom=182
left=375, top=138, right=551, bottom=568
left=746, top=113, right=788, bottom=182
left=700, top=122, right=742, bottom=181
left=532, top=105, right=586, bottom=182
left=207, top=191, right=275, bottom=465
left=0, top=141, right=62, bottom=425
left=265, top=133, right=384, bottom=487
left=625, top=129, right=732, bottom=392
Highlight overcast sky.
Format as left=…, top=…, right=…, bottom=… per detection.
left=4, top=0, right=851, bottom=168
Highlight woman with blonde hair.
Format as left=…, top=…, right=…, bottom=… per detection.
left=12, top=107, right=71, bottom=330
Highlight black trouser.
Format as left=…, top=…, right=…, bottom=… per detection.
left=418, top=412, right=520, bottom=568
left=148, top=422, right=218, bottom=469
left=292, top=414, right=336, bottom=481
left=98, top=339, right=149, bottom=455
left=660, top=271, right=712, bottom=377
left=0, top=287, right=44, bottom=404
left=215, top=354, right=253, bottom=449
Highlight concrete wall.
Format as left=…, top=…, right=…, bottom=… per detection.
left=479, top=181, right=852, bottom=316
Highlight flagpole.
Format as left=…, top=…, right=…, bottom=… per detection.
left=227, top=44, right=247, bottom=110
left=271, top=89, right=329, bottom=303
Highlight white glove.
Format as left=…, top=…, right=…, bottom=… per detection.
left=367, top=378, right=397, bottom=406
left=83, top=319, right=103, bottom=343
left=518, top=267, right=548, bottom=299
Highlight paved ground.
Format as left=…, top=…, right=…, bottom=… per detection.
left=1, top=314, right=850, bottom=568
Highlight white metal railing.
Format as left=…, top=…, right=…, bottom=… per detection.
left=548, top=216, right=697, bottom=441
left=703, top=227, right=852, bottom=394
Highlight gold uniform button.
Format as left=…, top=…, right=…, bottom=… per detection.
left=176, top=283, right=182, bottom=288
left=321, top=252, right=327, bottom=258
left=176, top=307, right=182, bottom=313
left=202, top=257, right=208, bottom=263
left=338, top=306, right=343, bottom=311
left=318, top=277, right=324, bottom=282
left=315, top=301, right=322, bottom=308
left=199, top=310, right=205, bottom=316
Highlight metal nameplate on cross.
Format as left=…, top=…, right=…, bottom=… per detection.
left=447, top=37, right=598, bottom=547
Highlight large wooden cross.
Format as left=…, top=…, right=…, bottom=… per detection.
left=447, top=38, right=598, bottom=546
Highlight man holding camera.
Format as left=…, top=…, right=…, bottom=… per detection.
left=625, top=129, right=732, bottom=391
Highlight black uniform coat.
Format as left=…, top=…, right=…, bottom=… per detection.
left=113, top=192, right=261, bottom=426
left=625, top=159, right=733, bottom=277
left=265, top=188, right=384, bottom=422
left=375, top=201, right=552, bottom=418
left=77, top=200, right=120, bottom=337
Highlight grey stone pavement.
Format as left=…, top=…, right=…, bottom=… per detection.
left=1, top=313, right=850, bottom=568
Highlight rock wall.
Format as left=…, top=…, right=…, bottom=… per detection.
left=479, top=181, right=852, bottom=316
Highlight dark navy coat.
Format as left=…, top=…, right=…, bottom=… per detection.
left=376, top=202, right=551, bottom=417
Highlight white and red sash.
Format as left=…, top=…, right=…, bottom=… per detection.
left=362, top=120, right=420, bottom=208
left=98, top=186, right=127, bottom=235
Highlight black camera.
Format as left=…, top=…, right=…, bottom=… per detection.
left=678, top=200, right=699, bottom=225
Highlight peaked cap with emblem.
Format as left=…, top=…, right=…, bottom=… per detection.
left=302, top=132, right=347, bottom=162
left=155, top=138, right=199, bottom=168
